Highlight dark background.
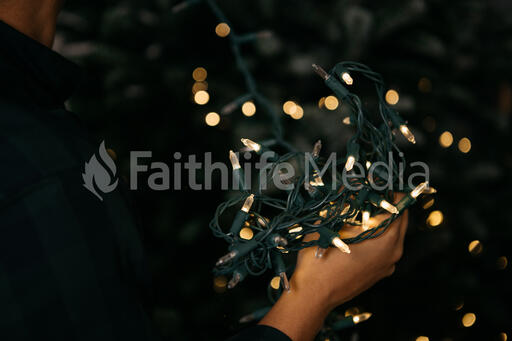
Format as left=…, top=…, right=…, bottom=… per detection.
left=55, top=0, right=511, bottom=340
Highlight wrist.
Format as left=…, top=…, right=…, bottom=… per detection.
left=259, top=283, right=332, bottom=341
left=290, top=266, right=347, bottom=312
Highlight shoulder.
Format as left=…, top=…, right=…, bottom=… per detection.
left=0, top=98, right=94, bottom=201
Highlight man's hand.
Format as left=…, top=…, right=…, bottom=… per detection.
left=259, top=194, right=409, bottom=341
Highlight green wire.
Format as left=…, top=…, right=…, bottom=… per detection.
left=177, top=0, right=418, bottom=283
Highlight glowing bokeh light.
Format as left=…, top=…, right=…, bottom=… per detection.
left=192, top=67, right=207, bottom=81
left=439, top=131, right=454, bottom=148
left=291, top=105, right=304, bottom=120
left=427, top=210, right=443, bottom=226
left=205, top=112, right=220, bottom=126
left=462, top=313, right=476, bottom=327
left=324, top=95, right=339, bottom=110
left=423, top=198, right=435, bottom=210
left=239, top=227, right=254, bottom=240
left=194, top=90, right=210, bottom=105
left=385, top=89, right=399, bottom=105
left=192, top=81, right=208, bottom=94
left=458, top=137, right=471, bottom=153
left=283, top=101, right=297, bottom=115
left=270, top=276, right=281, bottom=289
left=468, top=240, right=483, bottom=256
left=318, top=97, right=325, bottom=108
left=344, top=307, right=360, bottom=317
left=242, top=101, right=256, bottom=117
left=213, top=276, right=227, bottom=293
left=215, top=22, right=231, bottom=37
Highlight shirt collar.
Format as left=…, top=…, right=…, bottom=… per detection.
left=0, top=20, right=82, bottom=109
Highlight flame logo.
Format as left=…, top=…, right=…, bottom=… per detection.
left=82, top=141, right=119, bottom=201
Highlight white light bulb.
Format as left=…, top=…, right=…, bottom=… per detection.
left=341, top=72, right=353, bottom=85
left=229, top=150, right=241, bottom=170
left=288, top=226, right=303, bottom=234
left=241, top=194, right=254, bottom=213
left=380, top=200, right=399, bottom=214
left=240, top=138, right=261, bottom=152
left=310, top=171, right=325, bottom=187
left=353, top=312, right=372, bottom=324
left=362, top=210, right=370, bottom=231
left=257, top=217, right=267, bottom=227
left=345, top=156, right=356, bottom=171
left=410, top=181, right=429, bottom=199
left=332, top=237, right=351, bottom=254
left=399, top=124, right=416, bottom=144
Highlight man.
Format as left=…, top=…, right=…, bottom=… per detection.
left=0, top=1, right=408, bottom=340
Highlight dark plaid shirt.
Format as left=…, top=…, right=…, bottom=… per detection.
left=0, top=21, right=289, bottom=341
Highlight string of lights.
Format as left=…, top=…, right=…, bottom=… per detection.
left=174, top=0, right=287, bottom=144
left=174, top=0, right=435, bottom=331
left=209, top=61, right=433, bottom=289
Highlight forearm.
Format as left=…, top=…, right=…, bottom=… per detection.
left=258, top=288, right=331, bottom=341
left=258, top=210, right=408, bottom=341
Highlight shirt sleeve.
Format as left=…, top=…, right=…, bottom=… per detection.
left=226, top=325, right=292, bottom=341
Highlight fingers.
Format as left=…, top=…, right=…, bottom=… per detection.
left=376, top=192, right=409, bottom=240
left=302, top=191, right=410, bottom=255
left=397, top=209, right=409, bottom=245
left=302, top=219, right=321, bottom=243
left=392, top=192, right=409, bottom=242
left=391, top=192, right=409, bottom=259
left=302, top=231, right=319, bottom=243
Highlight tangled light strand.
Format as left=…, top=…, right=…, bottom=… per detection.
left=210, top=58, right=433, bottom=289
left=174, top=0, right=434, bottom=317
